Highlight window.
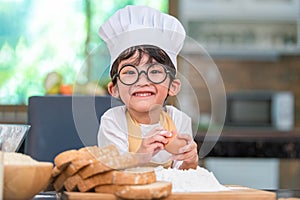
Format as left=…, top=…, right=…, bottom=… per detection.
left=0, top=0, right=168, bottom=104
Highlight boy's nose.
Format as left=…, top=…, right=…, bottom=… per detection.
left=136, top=71, right=150, bottom=85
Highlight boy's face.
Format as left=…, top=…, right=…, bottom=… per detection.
left=108, top=52, right=181, bottom=114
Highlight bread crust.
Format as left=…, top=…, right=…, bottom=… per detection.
left=53, top=170, right=68, bottom=192
left=51, top=166, right=62, bottom=177
left=54, top=149, right=78, bottom=170
left=94, top=184, right=119, bottom=194
left=77, top=170, right=114, bottom=192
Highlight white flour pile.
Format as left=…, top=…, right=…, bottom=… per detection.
left=3, top=152, right=39, bottom=165
left=154, top=166, right=230, bottom=192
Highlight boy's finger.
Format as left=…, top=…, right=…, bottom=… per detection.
left=176, top=133, right=192, bottom=141
left=159, top=130, right=172, bottom=137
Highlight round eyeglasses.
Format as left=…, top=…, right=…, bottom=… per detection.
left=113, top=63, right=173, bottom=86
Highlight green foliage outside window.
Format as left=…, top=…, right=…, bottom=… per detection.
left=0, top=0, right=168, bottom=105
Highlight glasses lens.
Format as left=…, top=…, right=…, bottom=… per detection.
left=119, top=65, right=139, bottom=85
left=147, top=64, right=167, bottom=84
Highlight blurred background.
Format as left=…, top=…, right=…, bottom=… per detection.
left=1, top=0, right=300, bottom=192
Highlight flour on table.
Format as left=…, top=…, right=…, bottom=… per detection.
left=154, top=166, right=230, bottom=192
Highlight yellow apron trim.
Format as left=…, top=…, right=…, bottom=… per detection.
left=126, top=110, right=176, bottom=168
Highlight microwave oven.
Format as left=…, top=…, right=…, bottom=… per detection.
left=225, top=90, right=294, bottom=131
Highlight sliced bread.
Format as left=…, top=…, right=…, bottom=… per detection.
left=53, top=170, right=68, bottom=192
left=77, top=170, right=114, bottom=192
left=77, top=167, right=156, bottom=192
left=52, top=145, right=120, bottom=179
left=116, top=181, right=172, bottom=200
left=63, top=174, right=81, bottom=192
left=52, top=145, right=99, bottom=173
left=51, top=166, right=62, bottom=177
left=94, top=184, right=120, bottom=194
left=78, top=152, right=138, bottom=179
left=112, top=167, right=156, bottom=185
left=68, top=145, right=120, bottom=177
left=102, top=181, right=172, bottom=200
left=53, top=149, right=78, bottom=170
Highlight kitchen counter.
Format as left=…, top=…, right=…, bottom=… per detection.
left=195, top=128, right=300, bottom=158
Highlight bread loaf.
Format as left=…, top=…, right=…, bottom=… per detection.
left=51, top=144, right=172, bottom=199
left=52, top=145, right=120, bottom=188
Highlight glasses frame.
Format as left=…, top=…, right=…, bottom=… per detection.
left=113, top=63, right=173, bottom=86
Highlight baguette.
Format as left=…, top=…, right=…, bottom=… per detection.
left=115, top=181, right=172, bottom=200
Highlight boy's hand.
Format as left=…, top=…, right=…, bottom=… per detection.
left=136, top=127, right=172, bottom=163
left=170, top=132, right=198, bottom=169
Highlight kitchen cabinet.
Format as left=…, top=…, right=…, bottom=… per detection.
left=196, top=129, right=300, bottom=189
left=178, top=0, right=300, bottom=60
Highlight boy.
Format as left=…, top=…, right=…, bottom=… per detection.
left=97, top=5, right=198, bottom=170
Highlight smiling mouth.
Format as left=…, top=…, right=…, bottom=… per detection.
left=133, top=92, right=154, bottom=97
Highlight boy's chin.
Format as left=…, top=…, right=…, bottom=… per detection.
left=130, top=103, right=163, bottom=113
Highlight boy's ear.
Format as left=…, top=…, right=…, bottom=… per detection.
left=168, top=79, right=181, bottom=96
left=107, top=82, right=119, bottom=98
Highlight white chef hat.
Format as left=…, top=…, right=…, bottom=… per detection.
left=98, top=5, right=186, bottom=72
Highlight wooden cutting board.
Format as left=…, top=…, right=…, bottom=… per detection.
left=61, top=186, right=276, bottom=200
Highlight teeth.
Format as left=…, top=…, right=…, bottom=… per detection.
left=134, top=92, right=152, bottom=97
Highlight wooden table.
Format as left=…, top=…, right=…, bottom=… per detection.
left=61, top=186, right=276, bottom=200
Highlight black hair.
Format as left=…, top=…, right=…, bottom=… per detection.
left=110, top=45, right=176, bottom=85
